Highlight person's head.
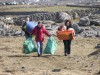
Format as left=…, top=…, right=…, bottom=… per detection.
left=65, top=20, right=72, bottom=26
left=60, top=25, right=64, bottom=29
left=26, top=16, right=30, bottom=21
left=30, top=17, right=35, bottom=21
left=58, top=25, right=65, bottom=31
left=37, top=21, right=42, bottom=27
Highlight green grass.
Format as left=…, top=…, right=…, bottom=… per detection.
left=0, top=5, right=90, bottom=12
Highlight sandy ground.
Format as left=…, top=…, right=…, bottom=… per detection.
left=0, top=36, right=100, bottom=75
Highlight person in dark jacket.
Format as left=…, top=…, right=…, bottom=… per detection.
left=57, top=20, right=75, bottom=56
left=32, top=21, right=51, bottom=57
left=63, top=20, right=75, bottom=56
left=22, top=16, right=32, bottom=39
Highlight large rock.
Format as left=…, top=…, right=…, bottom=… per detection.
left=57, top=12, right=72, bottom=22
left=72, top=23, right=84, bottom=34
left=79, top=16, right=90, bottom=26
left=80, top=31, right=97, bottom=37
left=90, top=19, right=100, bottom=26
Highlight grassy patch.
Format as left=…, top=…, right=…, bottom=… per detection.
left=0, top=5, right=90, bottom=12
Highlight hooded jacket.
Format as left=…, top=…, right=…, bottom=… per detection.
left=32, top=25, right=50, bottom=42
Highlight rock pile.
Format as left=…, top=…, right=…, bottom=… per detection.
left=0, top=9, right=100, bottom=37
left=79, top=26, right=100, bottom=37
left=0, top=21, right=24, bottom=37
left=13, top=9, right=100, bottom=25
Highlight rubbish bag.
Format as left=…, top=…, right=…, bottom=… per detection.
left=23, top=37, right=37, bottom=54
left=43, top=37, right=57, bottom=54
left=26, top=21, right=37, bottom=34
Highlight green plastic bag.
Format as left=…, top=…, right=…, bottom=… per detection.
left=43, top=36, right=57, bottom=54
left=23, top=37, right=37, bottom=54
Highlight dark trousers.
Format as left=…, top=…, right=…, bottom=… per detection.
left=63, top=40, right=71, bottom=55
left=25, top=32, right=32, bottom=39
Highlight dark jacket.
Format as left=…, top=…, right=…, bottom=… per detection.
left=22, top=22, right=30, bottom=35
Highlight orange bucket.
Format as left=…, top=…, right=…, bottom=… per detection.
left=57, top=30, right=73, bottom=40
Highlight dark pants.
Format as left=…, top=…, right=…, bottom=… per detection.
left=25, top=32, right=32, bottom=39
left=63, top=40, right=71, bottom=55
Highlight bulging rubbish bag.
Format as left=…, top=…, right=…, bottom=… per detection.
left=26, top=21, right=37, bottom=34
left=43, top=36, right=57, bottom=55
left=23, top=37, right=37, bottom=54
